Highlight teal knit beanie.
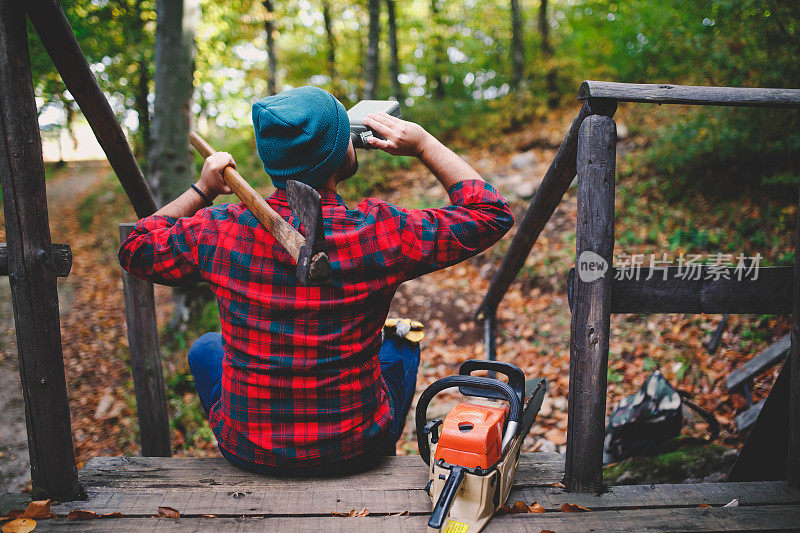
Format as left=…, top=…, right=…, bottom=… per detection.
left=252, top=86, right=350, bottom=189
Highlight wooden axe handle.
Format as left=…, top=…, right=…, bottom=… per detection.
left=189, top=132, right=304, bottom=261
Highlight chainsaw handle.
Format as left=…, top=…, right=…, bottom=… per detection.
left=415, top=375, right=521, bottom=466
left=428, top=465, right=466, bottom=530
left=459, top=360, right=526, bottom=403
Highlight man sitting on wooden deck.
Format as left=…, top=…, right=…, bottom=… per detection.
left=119, top=86, right=513, bottom=476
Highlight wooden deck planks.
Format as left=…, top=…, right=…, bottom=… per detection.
left=48, top=480, right=800, bottom=517
left=32, top=505, right=800, bottom=532
left=73, top=453, right=563, bottom=489
left=4, top=454, right=798, bottom=531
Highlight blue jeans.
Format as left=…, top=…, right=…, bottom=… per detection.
left=187, top=332, right=420, bottom=476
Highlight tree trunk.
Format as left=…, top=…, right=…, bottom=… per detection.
left=150, top=0, right=198, bottom=207
left=263, top=0, right=278, bottom=96
left=134, top=0, right=151, bottom=157
left=150, top=0, right=205, bottom=328
left=364, top=0, right=380, bottom=100
left=321, top=0, right=338, bottom=94
left=386, top=0, right=401, bottom=102
left=429, top=0, right=445, bottom=98
left=510, top=0, right=524, bottom=89
left=539, top=0, right=557, bottom=107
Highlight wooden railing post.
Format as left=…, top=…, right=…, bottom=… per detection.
left=564, top=112, right=617, bottom=493
left=789, top=185, right=800, bottom=488
left=120, top=224, right=171, bottom=457
left=0, top=0, right=83, bottom=500
left=476, top=99, right=616, bottom=319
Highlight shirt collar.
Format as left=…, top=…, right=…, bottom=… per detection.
left=269, top=187, right=346, bottom=208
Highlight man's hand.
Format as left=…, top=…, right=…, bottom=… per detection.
left=199, top=152, right=235, bottom=197
left=364, top=112, right=483, bottom=192
left=362, top=113, right=433, bottom=157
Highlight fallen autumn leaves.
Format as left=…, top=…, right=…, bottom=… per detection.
left=331, top=508, right=369, bottom=517
left=498, top=501, right=590, bottom=515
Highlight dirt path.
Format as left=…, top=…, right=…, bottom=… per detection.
left=0, top=162, right=107, bottom=492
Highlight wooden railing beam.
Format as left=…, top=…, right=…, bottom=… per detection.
left=0, top=243, right=72, bottom=278
left=567, top=266, right=793, bottom=315
left=579, top=80, right=800, bottom=108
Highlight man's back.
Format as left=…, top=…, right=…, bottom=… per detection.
left=120, top=179, right=512, bottom=467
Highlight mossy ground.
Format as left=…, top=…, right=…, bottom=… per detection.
left=604, top=441, right=738, bottom=486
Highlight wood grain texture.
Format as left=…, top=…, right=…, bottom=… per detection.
left=578, top=80, right=800, bottom=108
left=40, top=503, right=800, bottom=532
left=727, top=334, right=790, bottom=390
left=14, top=454, right=799, bottom=531
left=565, top=114, right=616, bottom=493
left=610, top=266, right=793, bottom=315
left=189, top=132, right=304, bottom=260
left=0, top=243, right=71, bottom=277
left=0, top=0, right=83, bottom=501
left=25, top=0, right=157, bottom=218
left=477, top=101, right=616, bottom=317
left=119, top=224, right=171, bottom=457
left=48, top=475, right=800, bottom=517
left=69, top=454, right=564, bottom=490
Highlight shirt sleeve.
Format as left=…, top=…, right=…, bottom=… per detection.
left=118, top=212, right=205, bottom=286
left=371, top=179, right=514, bottom=281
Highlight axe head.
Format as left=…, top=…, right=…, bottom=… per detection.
left=286, top=180, right=332, bottom=286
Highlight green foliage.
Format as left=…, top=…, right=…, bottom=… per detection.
left=26, top=0, right=799, bottom=222
left=30, top=0, right=155, bottom=153
left=165, top=371, right=215, bottom=449
left=649, top=107, right=800, bottom=196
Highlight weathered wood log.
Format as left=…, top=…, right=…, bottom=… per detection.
left=0, top=243, right=71, bottom=277
left=25, top=0, right=157, bottom=218
left=729, top=359, right=790, bottom=482
left=790, top=184, right=800, bottom=487
left=476, top=100, right=616, bottom=319
left=564, top=114, right=616, bottom=493
left=735, top=399, right=765, bottom=432
left=578, top=80, right=800, bottom=108
left=727, top=334, right=790, bottom=391
left=120, top=224, right=171, bottom=457
left=568, top=266, right=793, bottom=315
left=0, top=0, right=83, bottom=501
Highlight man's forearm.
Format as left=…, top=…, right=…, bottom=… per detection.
left=154, top=181, right=216, bottom=219
left=417, top=135, right=483, bottom=191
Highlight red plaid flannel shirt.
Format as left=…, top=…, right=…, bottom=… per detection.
left=119, top=179, right=513, bottom=467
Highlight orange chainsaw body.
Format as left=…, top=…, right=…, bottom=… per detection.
left=433, top=402, right=508, bottom=469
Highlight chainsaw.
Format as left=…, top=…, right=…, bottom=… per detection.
left=416, top=360, right=547, bottom=533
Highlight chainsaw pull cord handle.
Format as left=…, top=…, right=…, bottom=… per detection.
left=415, top=375, right=521, bottom=466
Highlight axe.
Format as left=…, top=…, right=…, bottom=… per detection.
left=189, top=132, right=332, bottom=286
